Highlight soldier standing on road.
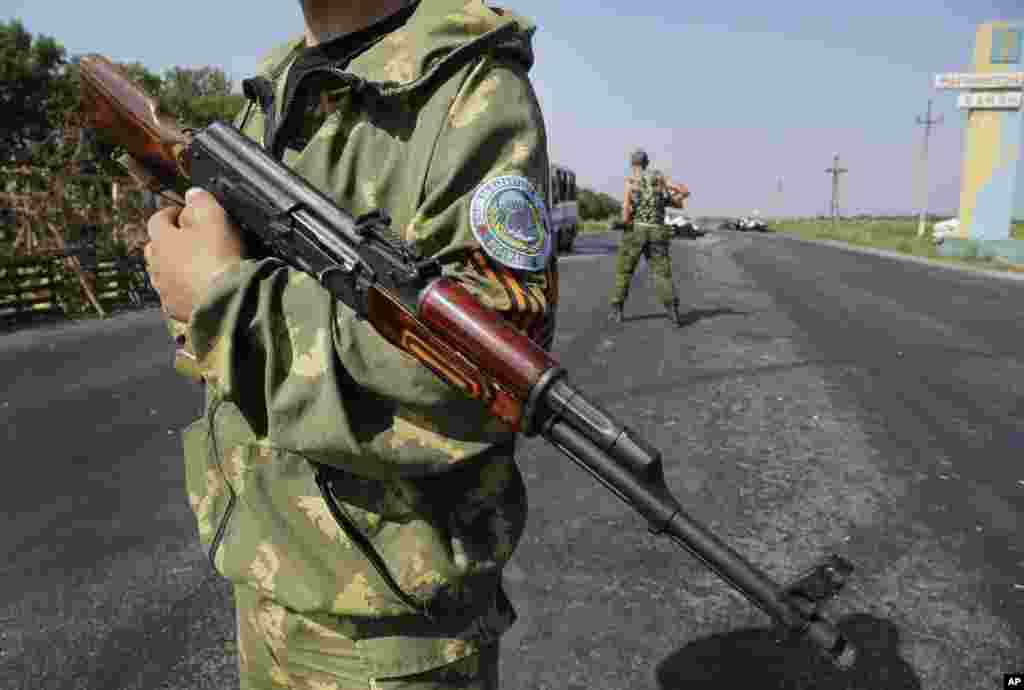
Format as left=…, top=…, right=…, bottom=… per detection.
left=143, top=0, right=558, bottom=688
left=608, top=149, right=688, bottom=326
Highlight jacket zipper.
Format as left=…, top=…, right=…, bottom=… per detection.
left=238, top=65, right=427, bottom=615
left=313, top=465, right=434, bottom=622
left=207, top=488, right=237, bottom=569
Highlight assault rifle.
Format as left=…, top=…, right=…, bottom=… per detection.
left=79, top=54, right=858, bottom=670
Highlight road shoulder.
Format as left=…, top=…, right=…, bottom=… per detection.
left=770, top=232, right=1024, bottom=283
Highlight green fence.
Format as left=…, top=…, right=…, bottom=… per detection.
left=0, top=257, right=71, bottom=323
left=0, top=253, right=159, bottom=328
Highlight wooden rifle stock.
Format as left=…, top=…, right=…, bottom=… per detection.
left=79, top=55, right=208, bottom=380
left=79, top=55, right=192, bottom=203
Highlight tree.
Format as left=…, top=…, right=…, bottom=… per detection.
left=160, top=66, right=239, bottom=127
left=0, top=20, right=68, bottom=162
left=187, top=92, right=248, bottom=128
left=0, top=20, right=247, bottom=263
left=119, top=61, right=164, bottom=96
left=578, top=186, right=622, bottom=220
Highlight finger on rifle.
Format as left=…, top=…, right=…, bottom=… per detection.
left=147, top=205, right=182, bottom=242
left=177, top=188, right=223, bottom=232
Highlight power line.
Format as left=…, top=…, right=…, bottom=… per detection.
left=914, top=99, right=943, bottom=238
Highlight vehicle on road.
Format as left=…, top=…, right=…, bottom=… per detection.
left=549, top=164, right=579, bottom=253
left=932, top=217, right=960, bottom=245
left=664, top=207, right=704, bottom=237
left=723, top=211, right=768, bottom=232
left=739, top=216, right=768, bottom=232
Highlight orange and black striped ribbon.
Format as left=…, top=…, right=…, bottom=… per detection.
left=467, top=249, right=557, bottom=350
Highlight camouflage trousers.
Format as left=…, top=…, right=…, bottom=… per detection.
left=234, top=584, right=501, bottom=690
left=610, top=223, right=678, bottom=308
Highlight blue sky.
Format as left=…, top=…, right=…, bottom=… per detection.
left=3, top=0, right=1023, bottom=216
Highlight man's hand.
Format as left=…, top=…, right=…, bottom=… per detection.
left=667, top=182, right=690, bottom=207
left=145, top=187, right=244, bottom=322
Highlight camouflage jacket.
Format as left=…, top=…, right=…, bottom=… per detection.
left=625, top=169, right=670, bottom=225
left=179, top=0, right=556, bottom=678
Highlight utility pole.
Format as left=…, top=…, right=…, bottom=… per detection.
left=914, top=99, right=943, bottom=237
left=825, top=153, right=848, bottom=230
left=776, top=177, right=784, bottom=220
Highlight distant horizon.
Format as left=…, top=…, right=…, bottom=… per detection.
left=5, top=1, right=1023, bottom=217
left=670, top=210, right=971, bottom=220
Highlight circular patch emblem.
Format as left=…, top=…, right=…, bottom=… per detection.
left=469, top=175, right=552, bottom=271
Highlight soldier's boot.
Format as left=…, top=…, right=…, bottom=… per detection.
left=608, top=304, right=624, bottom=325
left=666, top=300, right=684, bottom=327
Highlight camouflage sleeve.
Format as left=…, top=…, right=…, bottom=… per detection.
left=623, top=179, right=634, bottom=224
left=408, top=55, right=557, bottom=351
left=182, top=56, right=555, bottom=479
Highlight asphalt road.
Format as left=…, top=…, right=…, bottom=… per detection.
left=2, top=229, right=1022, bottom=689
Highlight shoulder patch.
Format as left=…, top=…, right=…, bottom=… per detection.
left=469, top=175, right=552, bottom=271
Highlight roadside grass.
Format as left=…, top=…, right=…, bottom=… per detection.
left=771, top=218, right=1024, bottom=274
left=582, top=219, right=616, bottom=234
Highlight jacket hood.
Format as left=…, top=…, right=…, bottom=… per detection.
left=253, top=0, right=537, bottom=97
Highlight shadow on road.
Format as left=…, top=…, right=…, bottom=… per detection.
left=570, top=230, right=710, bottom=258
left=624, top=307, right=745, bottom=326
left=655, top=614, right=921, bottom=690
left=568, top=239, right=619, bottom=256
left=672, top=230, right=708, bottom=240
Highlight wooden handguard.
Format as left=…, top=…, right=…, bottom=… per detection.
left=371, top=277, right=558, bottom=432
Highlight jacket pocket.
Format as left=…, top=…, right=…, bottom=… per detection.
left=312, top=463, right=431, bottom=619
left=182, top=418, right=238, bottom=570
